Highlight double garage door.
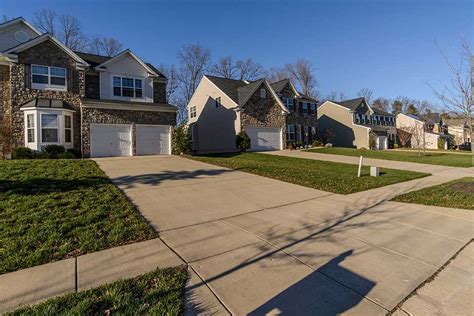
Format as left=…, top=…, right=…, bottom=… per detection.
left=90, top=124, right=171, bottom=158
left=245, top=127, right=282, bottom=151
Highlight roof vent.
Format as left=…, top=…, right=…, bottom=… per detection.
left=14, top=30, right=30, bottom=43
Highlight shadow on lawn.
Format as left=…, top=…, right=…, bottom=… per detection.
left=0, top=177, right=109, bottom=195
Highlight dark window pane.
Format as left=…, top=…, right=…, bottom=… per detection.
left=135, top=89, right=142, bottom=98
left=65, top=116, right=72, bottom=128
left=32, top=75, right=48, bottom=84
left=42, top=129, right=58, bottom=142
left=65, top=129, right=72, bottom=143
left=122, top=87, right=134, bottom=97
left=51, top=76, right=66, bottom=86
left=122, top=78, right=134, bottom=87
left=113, top=87, right=121, bottom=96
left=113, top=76, right=121, bottom=86
left=50, top=67, right=65, bottom=77
left=135, top=79, right=142, bottom=88
left=27, top=129, right=34, bottom=143
left=32, top=65, right=48, bottom=75
left=27, top=114, right=34, bottom=128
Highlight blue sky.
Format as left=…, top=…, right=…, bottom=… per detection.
left=1, top=0, right=472, bottom=105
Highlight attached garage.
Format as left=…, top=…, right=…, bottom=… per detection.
left=136, top=125, right=171, bottom=155
left=245, top=127, right=282, bottom=151
left=90, top=124, right=132, bottom=157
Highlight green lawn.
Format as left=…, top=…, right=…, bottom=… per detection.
left=8, top=266, right=187, bottom=315
left=306, top=147, right=473, bottom=168
left=0, top=160, right=157, bottom=275
left=188, top=153, right=429, bottom=194
left=392, top=177, right=474, bottom=210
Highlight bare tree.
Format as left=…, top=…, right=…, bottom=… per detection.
left=430, top=37, right=473, bottom=161
left=264, top=67, right=288, bottom=83
left=324, top=90, right=347, bottom=102
left=158, top=64, right=179, bottom=103
left=285, top=59, right=318, bottom=97
left=88, top=36, right=123, bottom=56
left=372, top=97, right=390, bottom=111
left=33, top=9, right=56, bottom=35
left=176, top=44, right=211, bottom=122
left=236, top=58, right=263, bottom=81
left=357, top=88, right=374, bottom=104
left=58, top=14, right=87, bottom=51
left=391, top=100, right=403, bottom=115
left=396, top=128, right=412, bottom=148
left=210, top=56, right=236, bottom=79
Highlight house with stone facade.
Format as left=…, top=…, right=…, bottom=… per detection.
left=317, top=97, right=396, bottom=150
left=0, top=17, right=176, bottom=158
left=186, top=75, right=318, bottom=153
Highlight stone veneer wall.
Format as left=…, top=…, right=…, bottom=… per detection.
left=153, top=81, right=167, bottom=103
left=10, top=40, right=84, bottom=148
left=81, top=108, right=176, bottom=157
left=0, top=64, right=12, bottom=157
left=84, top=72, right=100, bottom=99
left=240, top=83, right=287, bottom=146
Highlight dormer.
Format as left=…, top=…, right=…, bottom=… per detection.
left=93, top=49, right=165, bottom=103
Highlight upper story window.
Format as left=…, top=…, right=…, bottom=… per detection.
left=113, top=76, right=143, bottom=99
left=189, top=106, right=197, bottom=119
left=281, top=97, right=294, bottom=107
left=215, top=97, right=221, bottom=108
left=32, top=65, right=67, bottom=91
left=309, top=103, right=316, bottom=115
left=260, top=88, right=267, bottom=99
left=302, top=103, right=308, bottom=114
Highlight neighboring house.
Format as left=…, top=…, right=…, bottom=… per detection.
left=0, top=17, right=176, bottom=158
left=396, top=113, right=447, bottom=149
left=317, top=97, right=396, bottom=150
left=187, top=75, right=318, bottom=153
left=445, top=118, right=471, bottom=146
left=422, top=112, right=448, bottom=134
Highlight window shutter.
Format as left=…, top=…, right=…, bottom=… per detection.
left=67, top=69, right=73, bottom=92
left=24, top=64, right=31, bottom=89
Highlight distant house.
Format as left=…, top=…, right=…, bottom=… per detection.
left=396, top=113, right=448, bottom=149
left=186, top=75, right=318, bottom=153
left=445, top=118, right=471, bottom=146
left=317, top=97, right=396, bottom=150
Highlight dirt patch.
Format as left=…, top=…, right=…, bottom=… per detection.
left=450, top=181, right=474, bottom=193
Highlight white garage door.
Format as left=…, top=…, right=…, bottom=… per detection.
left=136, top=125, right=171, bottom=155
left=245, top=127, right=282, bottom=151
left=376, top=136, right=388, bottom=150
left=90, top=124, right=132, bottom=157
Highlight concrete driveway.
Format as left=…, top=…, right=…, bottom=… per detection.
left=96, top=156, right=473, bottom=315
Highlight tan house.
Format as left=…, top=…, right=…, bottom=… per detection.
left=187, top=75, right=318, bottom=153
left=317, top=97, right=396, bottom=150
left=396, top=113, right=446, bottom=149
left=445, top=118, right=471, bottom=146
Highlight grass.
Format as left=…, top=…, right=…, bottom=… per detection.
left=306, top=147, right=473, bottom=168
left=188, top=152, right=429, bottom=194
left=8, top=266, right=188, bottom=315
left=392, top=177, right=474, bottom=210
left=0, top=160, right=157, bottom=275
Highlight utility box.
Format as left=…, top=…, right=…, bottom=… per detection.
left=370, top=166, right=380, bottom=177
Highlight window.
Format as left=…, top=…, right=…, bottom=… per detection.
left=286, top=125, right=295, bottom=141
left=260, top=88, right=266, bottom=98
left=302, top=103, right=308, bottom=114
left=304, top=126, right=309, bottom=138
left=311, top=127, right=317, bottom=139
left=113, top=76, right=143, bottom=98
left=310, top=103, right=316, bottom=115
left=189, top=106, right=197, bottom=119
left=215, top=97, right=221, bottom=108
left=32, top=65, right=66, bottom=90
left=41, top=114, right=58, bottom=143
left=27, top=114, right=35, bottom=143
left=64, top=115, right=72, bottom=143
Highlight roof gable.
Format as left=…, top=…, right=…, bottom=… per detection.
left=0, top=17, right=41, bottom=36
left=94, top=49, right=159, bottom=77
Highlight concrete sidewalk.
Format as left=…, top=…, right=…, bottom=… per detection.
left=263, top=150, right=473, bottom=174
left=0, top=238, right=226, bottom=314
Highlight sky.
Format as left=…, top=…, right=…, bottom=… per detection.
left=1, top=0, right=472, bottom=106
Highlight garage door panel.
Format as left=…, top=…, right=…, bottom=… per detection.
left=91, top=124, right=132, bottom=157
left=136, top=125, right=171, bottom=156
left=245, top=127, right=282, bottom=151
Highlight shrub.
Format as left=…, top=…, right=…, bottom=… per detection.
left=437, top=138, right=446, bottom=150
left=67, top=148, right=82, bottom=158
left=393, top=143, right=399, bottom=149
left=312, top=140, right=322, bottom=147
left=44, top=145, right=65, bottom=155
left=287, top=142, right=295, bottom=150
left=12, top=147, right=33, bottom=159
left=172, top=125, right=192, bottom=155
left=57, top=152, right=75, bottom=159
left=236, top=130, right=251, bottom=151
left=369, top=138, right=376, bottom=150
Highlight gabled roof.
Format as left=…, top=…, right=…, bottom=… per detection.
left=93, top=49, right=160, bottom=77
left=5, top=33, right=88, bottom=68
left=205, top=75, right=288, bottom=113
left=298, top=93, right=319, bottom=103
left=270, top=78, right=301, bottom=97
left=372, top=107, right=393, bottom=116
left=333, top=97, right=366, bottom=111
left=0, top=17, right=41, bottom=36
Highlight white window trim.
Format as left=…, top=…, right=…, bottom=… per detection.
left=64, top=114, right=73, bottom=143
left=26, top=113, right=35, bottom=143
left=31, top=64, right=67, bottom=91
left=40, top=113, right=60, bottom=145
left=189, top=106, right=197, bottom=119
left=110, top=74, right=146, bottom=101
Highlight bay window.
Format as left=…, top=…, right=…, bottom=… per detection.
left=64, top=115, right=72, bottom=143
left=32, top=65, right=67, bottom=91
left=113, top=76, right=143, bottom=99
left=41, top=114, right=59, bottom=143
left=27, top=114, right=35, bottom=143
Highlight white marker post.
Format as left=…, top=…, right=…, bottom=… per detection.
left=357, top=156, right=363, bottom=177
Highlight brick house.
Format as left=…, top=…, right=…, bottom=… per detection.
left=186, top=75, right=318, bottom=153
left=0, top=17, right=176, bottom=158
